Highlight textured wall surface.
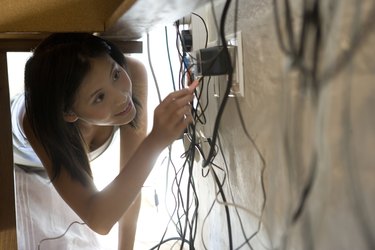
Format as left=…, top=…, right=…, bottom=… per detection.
left=191, top=0, right=375, bottom=249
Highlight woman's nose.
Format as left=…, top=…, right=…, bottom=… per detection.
left=113, top=76, right=131, bottom=104
left=115, top=80, right=129, bottom=95
left=114, top=91, right=127, bottom=106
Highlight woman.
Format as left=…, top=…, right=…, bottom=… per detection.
left=12, top=33, right=195, bottom=249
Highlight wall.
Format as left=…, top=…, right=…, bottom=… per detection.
left=190, top=0, right=375, bottom=249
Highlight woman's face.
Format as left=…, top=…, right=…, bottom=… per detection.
left=69, top=54, right=136, bottom=126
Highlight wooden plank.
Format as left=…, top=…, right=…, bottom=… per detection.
left=105, top=0, right=138, bottom=32
left=106, top=39, right=143, bottom=53
left=0, top=36, right=142, bottom=53
left=0, top=39, right=43, bottom=52
left=104, top=0, right=211, bottom=39
left=0, top=0, right=124, bottom=33
left=0, top=0, right=212, bottom=40
left=0, top=52, right=17, bottom=249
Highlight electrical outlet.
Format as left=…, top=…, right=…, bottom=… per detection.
left=206, top=31, right=244, bottom=98
left=226, top=31, right=244, bottom=97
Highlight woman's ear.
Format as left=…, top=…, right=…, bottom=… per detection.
left=63, top=111, right=78, bottom=123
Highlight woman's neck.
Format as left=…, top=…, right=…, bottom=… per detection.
left=76, top=121, right=113, bottom=152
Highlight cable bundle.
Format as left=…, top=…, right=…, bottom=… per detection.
left=147, top=0, right=268, bottom=249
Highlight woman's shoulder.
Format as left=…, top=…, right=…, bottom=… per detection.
left=124, top=56, right=148, bottom=131
left=125, top=55, right=146, bottom=71
left=125, top=56, right=147, bottom=88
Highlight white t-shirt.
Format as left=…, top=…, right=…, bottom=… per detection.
left=11, top=93, right=118, bottom=250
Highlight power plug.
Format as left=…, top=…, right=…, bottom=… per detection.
left=194, top=45, right=236, bottom=76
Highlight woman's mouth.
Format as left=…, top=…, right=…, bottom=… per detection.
left=115, top=102, right=132, bottom=116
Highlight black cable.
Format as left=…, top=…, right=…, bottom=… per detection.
left=179, top=74, right=201, bottom=250
left=193, top=76, right=208, bottom=125
left=151, top=1, right=245, bottom=247
left=38, top=221, right=86, bottom=250
left=181, top=162, right=197, bottom=245
left=291, top=0, right=322, bottom=225
left=273, top=0, right=293, bottom=55
left=178, top=38, right=200, bottom=249
left=192, top=12, right=209, bottom=48
left=178, top=157, right=194, bottom=249
left=291, top=151, right=317, bottom=223
left=165, top=26, right=177, bottom=91
left=232, top=97, right=268, bottom=249
left=284, top=0, right=298, bottom=56
left=153, top=22, right=202, bottom=249
left=146, top=33, right=162, bottom=103
left=178, top=53, right=185, bottom=89
left=187, top=125, right=200, bottom=244
left=320, top=1, right=375, bottom=83
left=149, top=237, right=190, bottom=250
left=209, top=0, right=221, bottom=45
left=148, top=25, right=196, bottom=249
left=273, top=0, right=322, bottom=220
left=200, top=161, right=227, bottom=250
left=341, top=67, right=375, bottom=249
left=155, top=149, right=191, bottom=250
left=217, top=135, right=252, bottom=250
left=203, top=0, right=234, bottom=168
left=299, top=0, right=322, bottom=93
left=211, top=164, right=234, bottom=249
left=200, top=76, right=212, bottom=122
left=191, top=2, right=237, bottom=249
left=272, top=2, right=318, bottom=249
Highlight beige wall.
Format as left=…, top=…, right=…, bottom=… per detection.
left=191, top=0, right=375, bottom=249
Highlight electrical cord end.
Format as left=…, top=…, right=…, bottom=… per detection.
left=154, top=189, right=159, bottom=212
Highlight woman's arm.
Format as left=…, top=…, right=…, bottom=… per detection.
left=79, top=88, right=193, bottom=234
left=23, top=60, right=195, bottom=236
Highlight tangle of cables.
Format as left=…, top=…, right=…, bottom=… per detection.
left=150, top=0, right=375, bottom=249
left=273, top=0, right=375, bottom=249
left=146, top=0, right=269, bottom=249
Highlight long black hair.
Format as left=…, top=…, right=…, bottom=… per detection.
left=24, top=33, right=141, bottom=185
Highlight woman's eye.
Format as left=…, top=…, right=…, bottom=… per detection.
left=94, top=93, right=105, bottom=103
left=113, top=69, right=121, bottom=81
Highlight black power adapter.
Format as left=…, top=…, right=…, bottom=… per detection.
left=181, top=30, right=192, bottom=52
left=195, top=45, right=236, bottom=76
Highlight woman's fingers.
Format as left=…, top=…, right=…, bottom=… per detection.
left=176, top=104, right=192, bottom=122
left=159, top=90, right=193, bottom=121
left=151, top=80, right=200, bottom=147
left=163, top=101, right=192, bottom=127
left=163, top=89, right=192, bottom=105
left=188, top=78, right=200, bottom=91
left=162, top=79, right=199, bottom=105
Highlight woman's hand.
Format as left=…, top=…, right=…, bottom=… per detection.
left=149, top=86, right=196, bottom=148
